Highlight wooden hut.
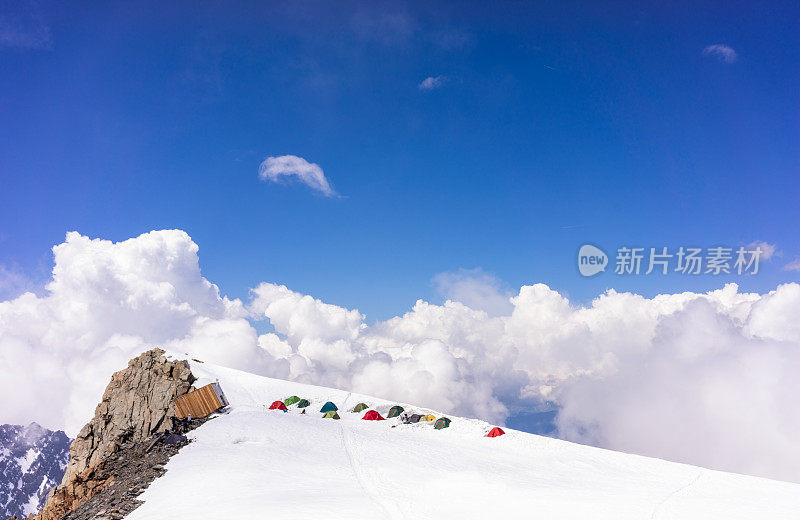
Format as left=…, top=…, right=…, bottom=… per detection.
left=173, top=382, right=229, bottom=419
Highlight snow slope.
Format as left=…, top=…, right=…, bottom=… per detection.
left=126, top=358, right=800, bottom=520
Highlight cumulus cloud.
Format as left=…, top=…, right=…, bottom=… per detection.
left=2, top=230, right=800, bottom=483
left=557, top=294, right=800, bottom=479
left=703, top=44, right=738, bottom=63
left=418, top=76, right=446, bottom=91
left=258, top=155, right=338, bottom=197
left=0, top=230, right=287, bottom=435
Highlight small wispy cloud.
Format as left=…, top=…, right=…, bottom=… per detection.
left=350, top=9, right=416, bottom=46
left=0, top=264, right=36, bottom=300
left=0, top=1, right=51, bottom=50
left=418, top=75, right=446, bottom=91
left=747, top=241, right=777, bottom=260
left=432, top=267, right=514, bottom=317
left=258, top=155, right=338, bottom=197
left=434, top=28, right=472, bottom=50
left=783, top=258, right=800, bottom=272
left=702, top=44, right=737, bottom=63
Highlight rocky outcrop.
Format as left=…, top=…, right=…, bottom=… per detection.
left=33, top=349, right=195, bottom=520
left=58, top=431, right=191, bottom=520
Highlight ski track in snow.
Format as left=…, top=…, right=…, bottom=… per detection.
left=338, top=422, right=404, bottom=519
left=336, top=390, right=404, bottom=518
left=650, top=471, right=705, bottom=520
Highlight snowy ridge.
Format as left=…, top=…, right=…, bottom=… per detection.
left=0, top=423, right=70, bottom=518
left=125, top=356, right=800, bottom=520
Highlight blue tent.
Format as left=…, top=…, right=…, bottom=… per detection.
left=320, top=401, right=338, bottom=413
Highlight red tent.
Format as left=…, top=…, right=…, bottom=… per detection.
left=362, top=410, right=386, bottom=421
left=269, top=400, right=287, bottom=410
left=486, top=427, right=505, bottom=437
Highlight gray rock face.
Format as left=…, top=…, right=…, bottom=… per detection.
left=57, top=428, right=192, bottom=520
left=0, top=423, right=70, bottom=518
left=64, top=349, right=195, bottom=483
left=35, top=349, right=195, bottom=520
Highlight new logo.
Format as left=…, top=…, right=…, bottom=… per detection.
left=578, top=244, right=608, bottom=277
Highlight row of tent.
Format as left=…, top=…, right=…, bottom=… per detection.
left=269, top=395, right=505, bottom=437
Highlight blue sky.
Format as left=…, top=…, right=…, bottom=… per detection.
left=1, top=0, right=798, bottom=320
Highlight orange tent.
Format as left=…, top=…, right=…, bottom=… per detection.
left=362, top=410, right=386, bottom=421
left=486, top=427, right=505, bottom=437
left=269, top=400, right=288, bottom=411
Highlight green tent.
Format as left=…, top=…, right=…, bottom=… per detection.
left=352, top=403, right=369, bottom=413
left=387, top=405, right=404, bottom=418
left=284, top=395, right=301, bottom=406
left=320, top=401, right=338, bottom=413
left=296, top=399, right=311, bottom=408
left=322, top=411, right=340, bottom=420
left=434, top=417, right=451, bottom=430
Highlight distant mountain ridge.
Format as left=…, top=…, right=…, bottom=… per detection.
left=0, top=423, right=70, bottom=519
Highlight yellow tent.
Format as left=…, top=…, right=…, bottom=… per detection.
left=421, top=415, right=436, bottom=422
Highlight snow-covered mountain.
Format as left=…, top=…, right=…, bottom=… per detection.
left=0, top=423, right=70, bottom=518
left=123, top=357, right=800, bottom=519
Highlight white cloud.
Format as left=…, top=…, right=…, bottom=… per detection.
left=0, top=230, right=285, bottom=435
left=747, top=241, right=777, bottom=260
left=784, top=258, right=800, bottom=272
left=248, top=280, right=800, bottom=483
left=746, top=283, right=800, bottom=343
left=258, top=155, right=337, bottom=197
left=432, top=268, right=513, bottom=316
left=703, top=44, right=738, bottom=63
left=2, top=230, right=800, bottom=483
left=0, top=264, right=35, bottom=300
left=557, top=291, right=800, bottom=480
left=418, top=76, right=446, bottom=91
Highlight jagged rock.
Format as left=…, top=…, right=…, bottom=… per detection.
left=33, top=349, right=195, bottom=520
